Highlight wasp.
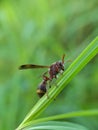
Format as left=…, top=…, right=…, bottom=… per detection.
left=19, top=54, right=69, bottom=97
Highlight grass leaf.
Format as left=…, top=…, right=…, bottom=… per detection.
left=25, top=121, right=88, bottom=130
left=16, top=37, right=98, bottom=130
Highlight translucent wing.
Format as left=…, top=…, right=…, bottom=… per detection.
left=19, top=64, right=50, bottom=70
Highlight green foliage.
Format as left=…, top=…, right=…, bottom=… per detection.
left=0, top=0, right=98, bottom=130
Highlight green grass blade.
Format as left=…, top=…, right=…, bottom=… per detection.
left=26, top=121, right=88, bottom=130
left=16, top=37, right=98, bottom=130
left=24, top=109, right=98, bottom=127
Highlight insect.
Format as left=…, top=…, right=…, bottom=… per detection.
left=19, top=54, right=67, bottom=97
left=19, top=54, right=65, bottom=81
left=37, top=73, right=50, bottom=98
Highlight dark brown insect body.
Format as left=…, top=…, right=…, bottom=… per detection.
left=19, top=54, right=65, bottom=97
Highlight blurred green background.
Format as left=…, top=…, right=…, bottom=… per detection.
left=0, top=0, right=98, bottom=130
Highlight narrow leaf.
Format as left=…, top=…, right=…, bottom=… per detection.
left=16, top=37, right=98, bottom=130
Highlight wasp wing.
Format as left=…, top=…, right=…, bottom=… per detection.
left=19, top=64, right=50, bottom=70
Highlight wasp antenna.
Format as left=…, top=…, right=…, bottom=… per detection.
left=62, top=54, right=66, bottom=64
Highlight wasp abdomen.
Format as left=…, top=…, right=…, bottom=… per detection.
left=37, top=84, right=47, bottom=98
